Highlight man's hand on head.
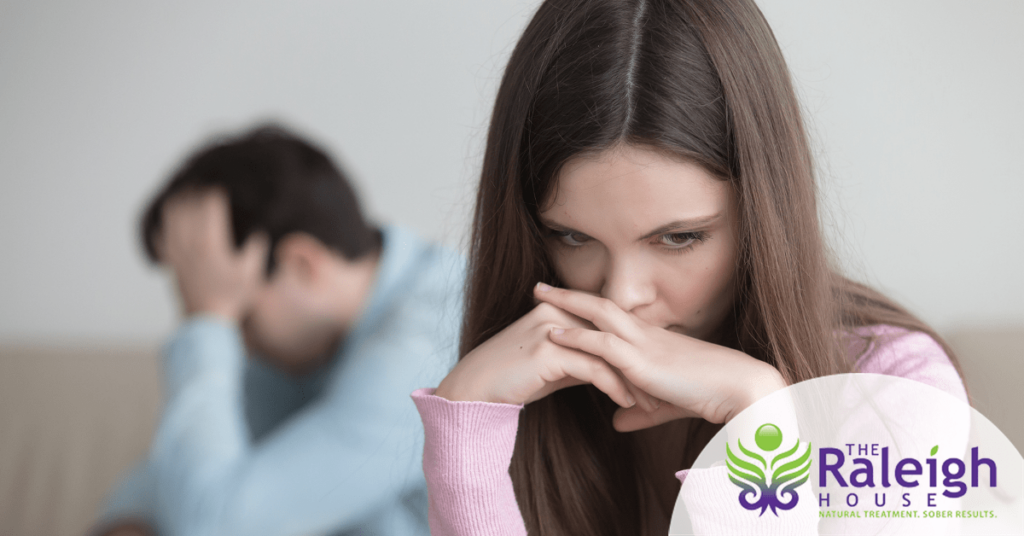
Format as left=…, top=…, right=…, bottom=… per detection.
left=155, top=188, right=269, bottom=324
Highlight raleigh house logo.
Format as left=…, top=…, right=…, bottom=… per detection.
left=673, top=375, right=1021, bottom=533
left=726, top=423, right=813, bottom=516
left=725, top=425, right=1001, bottom=519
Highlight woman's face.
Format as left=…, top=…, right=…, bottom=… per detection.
left=539, top=144, right=740, bottom=342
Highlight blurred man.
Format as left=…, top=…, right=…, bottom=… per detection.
left=93, top=126, right=463, bottom=536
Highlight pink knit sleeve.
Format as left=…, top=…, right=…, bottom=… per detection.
left=410, top=388, right=528, bottom=536
left=850, top=325, right=968, bottom=404
left=671, top=325, right=968, bottom=533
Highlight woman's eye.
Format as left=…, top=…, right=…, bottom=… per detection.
left=555, top=231, right=589, bottom=246
left=659, top=232, right=700, bottom=248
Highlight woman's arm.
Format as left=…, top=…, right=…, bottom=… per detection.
left=852, top=325, right=968, bottom=403
left=420, top=292, right=646, bottom=535
left=411, top=389, right=527, bottom=536
left=426, top=283, right=791, bottom=535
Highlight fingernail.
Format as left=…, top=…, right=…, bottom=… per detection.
left=536, top=282, right=552, bottom=292
left=626, top=394, right=636, bottom=407
left=551, top=328, right=565, bottom=335
left=654, top=399, right=662, bottom=409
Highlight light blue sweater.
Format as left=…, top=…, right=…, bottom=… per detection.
left=100, top=225, right=464, bottom=536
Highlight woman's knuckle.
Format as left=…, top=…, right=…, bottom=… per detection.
left=533, top=302, right=556, bottom=316
left=536, top=321, right=556, bottom=334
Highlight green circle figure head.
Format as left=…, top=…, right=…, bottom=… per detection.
left=755, top=423, right=783, bottom=451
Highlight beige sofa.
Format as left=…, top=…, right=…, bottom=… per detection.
left=0, top=347, right=161, bottom=536
left=1, top=328, right=1021, bottom=536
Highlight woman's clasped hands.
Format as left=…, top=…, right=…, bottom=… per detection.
left=434, top=283, right=787, bottom=431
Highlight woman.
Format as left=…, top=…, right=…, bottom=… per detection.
left=412, top=0, right=968, bottom=534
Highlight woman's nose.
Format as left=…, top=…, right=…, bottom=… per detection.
left=600, top=255, right=655, bottom=313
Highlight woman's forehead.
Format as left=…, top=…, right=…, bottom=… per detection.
left=541, top=145, right=734, bottom=234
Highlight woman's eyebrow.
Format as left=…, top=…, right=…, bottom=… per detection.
left=539, top=213, right=722, bottom=240
left=638, top=213, right=722, bottom=240
left=538, top=218, right=578, bottom=234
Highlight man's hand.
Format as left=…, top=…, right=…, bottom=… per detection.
left=155, top=188, right=268, bottom=324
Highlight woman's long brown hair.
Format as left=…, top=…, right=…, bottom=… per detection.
left=461, top=0, right=965, bottom=533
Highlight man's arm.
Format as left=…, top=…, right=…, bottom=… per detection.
left=149, top=313, right=439, bottom=536
left=92, top=460, right=158, bottom=536
left=144, top=192, right=460, bottom=535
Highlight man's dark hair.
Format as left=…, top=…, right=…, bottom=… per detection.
left=140, top=125, right=379, bottom=275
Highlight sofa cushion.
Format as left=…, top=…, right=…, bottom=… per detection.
left=0, top=346, right=161, bottom=536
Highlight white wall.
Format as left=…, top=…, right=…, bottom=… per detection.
left=1, top=0, right=1021, bottom=343
left=761, top=0, right=1024, bottom=333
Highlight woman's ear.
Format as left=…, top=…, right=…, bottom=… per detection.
left=273, top=233, right=328, bottom=285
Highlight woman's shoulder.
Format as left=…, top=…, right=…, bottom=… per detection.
left=842, top=324, right=968, bottom=404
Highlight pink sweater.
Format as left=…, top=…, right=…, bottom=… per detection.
left=410, top=325, right=968, bottom=535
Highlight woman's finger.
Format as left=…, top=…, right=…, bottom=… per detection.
left=548, top=327, right=662, bottom=411
left=615, top=368, right=660, bottom=413
left=531, top=301, right=595, bottom=331
left=537, top=348, right=658, bottom=412
left=612, top=402, right=699, bottom=432
left=534, top=283, right=642, bottom=341
left=553, top=348, right=638, bottom=409
left=548, top=326, right=641, bottom=377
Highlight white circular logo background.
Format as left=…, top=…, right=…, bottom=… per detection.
left=669, top=373, right=1023, bottom=535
